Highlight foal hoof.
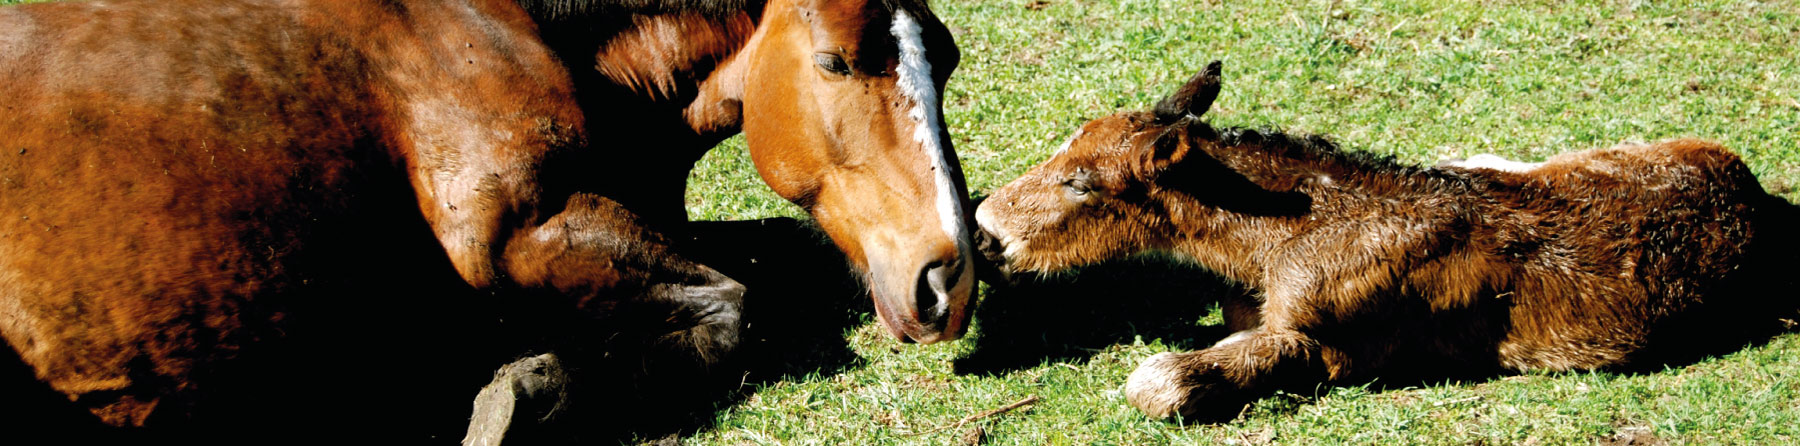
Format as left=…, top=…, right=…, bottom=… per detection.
left=1124, top=352, right=1239, bottom=422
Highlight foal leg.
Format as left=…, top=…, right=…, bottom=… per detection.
left=1125, top=326, right=1323, bottom=420
left=1128, top=280, right=1378, bottom=420
left=1219, top=290, right=1262, bottom=338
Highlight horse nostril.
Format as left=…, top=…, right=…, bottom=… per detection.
left=916, top=259, right=961, bottom=325
left=974, top=226, right=1004, bottom=262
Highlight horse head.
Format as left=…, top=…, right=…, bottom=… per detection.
left=736, top=0, right=974, bottom=344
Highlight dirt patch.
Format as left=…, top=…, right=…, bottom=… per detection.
left=1599, top=424, right=1664, bottom=446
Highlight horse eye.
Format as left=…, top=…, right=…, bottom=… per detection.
left=814, top=53, right=852, bottom=76
left=1064, top=178, right=1092, bottom=196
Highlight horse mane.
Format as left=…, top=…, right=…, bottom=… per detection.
left=516, top=0, right=762, bottom=22
left=1205, top=125, right=1486, bottom=197
left=517, top=0, right=937, bottom=22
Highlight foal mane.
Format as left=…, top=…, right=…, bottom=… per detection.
left=1199, top=124, right=1486, bottom=198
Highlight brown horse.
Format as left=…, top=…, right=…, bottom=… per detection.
left=974, top=62, right=1800, bottom=421
left=522, top=0, right=977, bottom=344
left=0, top=0, right=973, bottom=440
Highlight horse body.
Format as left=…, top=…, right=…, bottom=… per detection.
left=0, top=0, right=605, bottom=431
left=0, top=0, right=973, bottom=438
left=974, top=62, right=1796, bottom=420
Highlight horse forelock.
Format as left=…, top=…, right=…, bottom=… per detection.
left=889, top=9, right=968, bottom=254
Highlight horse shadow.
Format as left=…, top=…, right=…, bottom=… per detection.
left=954, top=256, right=1245, bottom=376
left=574, top=217, right=874, bottom=442
left=0, top=217, right=873, bottom=445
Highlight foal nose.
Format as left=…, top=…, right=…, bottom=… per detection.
left=968, top=195, right=1009, bottom=281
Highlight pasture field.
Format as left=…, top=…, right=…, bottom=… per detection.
left=3, top=0, right=1795, bottom=444
left=681, top=0, right=1800, bottom=445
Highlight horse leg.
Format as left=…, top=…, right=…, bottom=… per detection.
left=1220, top=290, right=1262, bottom=334
left=462, top=193, right=745, bottom=442
left=463, top=353, right=571, bottom=446
left=1124, top=325, right=1327, bottom=421
left=1128, top=276, right=1384, bottom=420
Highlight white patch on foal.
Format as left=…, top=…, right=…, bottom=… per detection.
left=1444, top=153, right=1544, bottom=173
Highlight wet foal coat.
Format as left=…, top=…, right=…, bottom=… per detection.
left=975, top=62, right=1799, bottom=420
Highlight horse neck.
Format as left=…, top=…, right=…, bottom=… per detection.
left=1158, top=186, right=1300, bottom=288
left=1156, top=132, right=1371, bottom=287
left=1164, top=131, right=1479, bottom=287
left=522, top=3, right=766, bottom=225
left=1207, top=129, right=1469, bottom=200
left=530, top=4, right=763, bottom=137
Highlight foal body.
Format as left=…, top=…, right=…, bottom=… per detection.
left=975, top=62, right=1797, bottom=420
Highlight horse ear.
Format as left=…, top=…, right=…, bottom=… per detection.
left=1152, top=60, right=1223, bottom=123
left=1138, top=127, right=1191, bottom=175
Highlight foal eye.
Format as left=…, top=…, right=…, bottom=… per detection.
left=1064, top=178, right=1092, bottom=196
left=814, top=53, right=852, bottom=76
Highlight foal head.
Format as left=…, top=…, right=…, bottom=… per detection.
left=975, top=61, right=1236, bottom=274
left=738, top=0, right=973, bottom=343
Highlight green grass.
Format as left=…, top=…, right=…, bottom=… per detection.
left=682, top=0, right=1800, bottom=445
left=7, top=0, right=1795, bottom=443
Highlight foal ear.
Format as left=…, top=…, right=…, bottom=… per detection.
left=1152, top=60, right=1223, bottom=123
left=1138, top=127, right=1192, bottom=176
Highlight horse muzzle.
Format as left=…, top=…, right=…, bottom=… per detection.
left=969, top=195, right=1014, bottom=284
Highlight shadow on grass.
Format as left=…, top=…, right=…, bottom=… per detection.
left=954, top=256, right=1247, bottom=376
left=0, top=217, right=871, bottom=446
left=573, top=217, right=874, bottom=443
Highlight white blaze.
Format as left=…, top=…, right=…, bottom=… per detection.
left=891, top=11, right=971, bottom=260
left=1053, top=128, right=1085, bottom=155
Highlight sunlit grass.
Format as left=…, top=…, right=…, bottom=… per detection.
left=681, top=0, right=1800, bottom=444
left=6, top=0, right=1793, bottom=443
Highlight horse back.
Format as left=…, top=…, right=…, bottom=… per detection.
left=0, top=0, right=579, bottom=434
left=1466, top=140, right=1768, bottom=369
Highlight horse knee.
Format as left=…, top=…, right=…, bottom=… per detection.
left=652, top=272, right=746, bottom=367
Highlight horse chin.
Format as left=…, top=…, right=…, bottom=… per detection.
left=868, top=297, right=919, bottom=344
left=855, top=238, right=973, bottom=344
left=869, top=287, right=968, bottom=344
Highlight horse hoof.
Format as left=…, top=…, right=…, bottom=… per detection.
left=1125, top=353, right=1193, bottom=419
left=1125, top=352, right=1239, bottom=422
left=463, top=353, right=571, bottom=446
